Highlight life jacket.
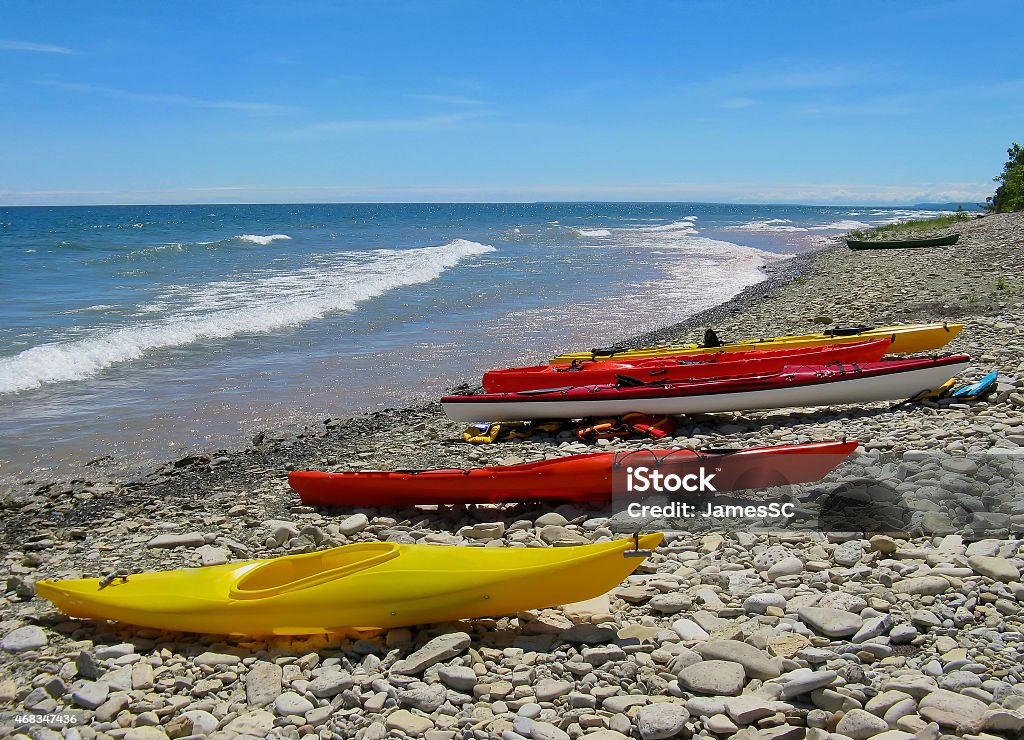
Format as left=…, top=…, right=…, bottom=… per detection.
left=461, top=419, right=569, bottom=444
left=577, top=413, right=677, bottom=442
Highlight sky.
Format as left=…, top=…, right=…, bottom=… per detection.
left=1, top=0, right=1022, bottom=206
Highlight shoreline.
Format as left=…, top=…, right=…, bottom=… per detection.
left=2, top=211, right=1023, bottom=739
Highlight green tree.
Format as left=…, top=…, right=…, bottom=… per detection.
left=989, top=142, right=1024, bottom=212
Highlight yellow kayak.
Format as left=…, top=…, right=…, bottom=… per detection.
left=550, top=322, right=963, bottom=364
left=36, top=534, right=663, bottom=636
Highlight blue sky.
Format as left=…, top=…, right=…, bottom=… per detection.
left=1, top=0, right=1022, bottom=205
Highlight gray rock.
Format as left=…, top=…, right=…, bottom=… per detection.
left=649, top=593, right=692, bottom=614
left=308, top=670, right=353, bottom=698
left=743, top=592, right=787, bottom=614
left=636, top=703, right=690, bottom=739
left=71, top=680, right=109, bottom=709
left=671, top=618, right=710, bottom=641
left=224, top=709, right=276, bottom=736
left=753, top=545, right=792, bottom=570
left=194, top=651, right=241, bottom=666
left=391, top=632, right=472, bottom=674
left=798, top=606, right=863, bottom=637
left=767, top=556, right=804, bottom=580
left=245, top=661, right=282, bottom=707
left=339, top=513, right=369, bottom=535
left=181, top=710, right=218, bottom=736
left=1, top=625, right=47, bottom=652
left=530, top=721, right=571, bottom=740
left=274, top=690, right=315, bottom=716
left=534, top=678, right=573, bottom=701
left=835, top=708, right=889, bottom=739
left=677, top=660, right=745, bottom=696
left=438, top=665, right=478, bottom=691
left=779, top=669, right=838, bottom=699
left=399, top=683, right=447, bottom=712
left=145, top=532, right=206, bottom=548
left=696, top=640, right=780, bottom=679
left=891, top=576, right=950, bottom=595
left=725, top=695, right=784, bottom=724
left=833, top=540, right=865, bottom=566
left=968, top=555, right=1020, bottom=581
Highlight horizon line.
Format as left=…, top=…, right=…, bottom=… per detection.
left=0, top=197, right=988, bottom=209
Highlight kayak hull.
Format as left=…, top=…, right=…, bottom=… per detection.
left=848, top=233, right=960, bottom=250
left=486, top=339, right=891, bottom=393
left=549, top=323, right=963, bottom=363
left=290, top=440, right=859, bottom=506
left=35, top=535, right=662, bottom=635
left=443, top=356, right=970, bottom=422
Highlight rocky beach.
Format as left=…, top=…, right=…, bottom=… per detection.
left=2, top=210, right=1023, bottom=740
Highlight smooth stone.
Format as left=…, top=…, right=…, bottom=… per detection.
left=677, top=660, right=745, bottom=696
left=145, top=532, right=206, bottom=548
left=530, top=721, right=570, bottom=740
left=338, top=513, right=369, bottom=535
left=779, top=669, right=838, bottom=699
left=918, top=688, right=987, bottom=729
left=835, top=708, right=889, bottom=739
left=635, top=703, right=690, bottom=740
left=671, top=618, right=710, bottom=641
left=649, top=593, right=692, bottom=614
left=891, top=576, right=950, bottom=596
left=308, top=670, right=353, bottom=698
left=696, top=640, right=781, bottom=679
left=798, top=606, right=863, bottom=637
left=1, top=625, right=47, bottom=652
left=181, top=710, right=218, bottom=735
left=725, top=695, right=782, bottom=724
left=391, top=632, right=472, bottom=674
left=707, top=713, right=739, bottom=733
left=274, top=690, right=314, bottom=716
left=438, top=665, right=478, bottom=691
left=743, top=593, right=787, bottom=614
left=386, top=709, right=434, bottom=735
left=602, top=695, right=648, bottom=713
left=194, top=651, right=241, bottom=666
left=71, top=680, right=109, bottom=709
left=534, top=678, right=573, bottom=701
left=767, top=557, right=804, bottom=580
left=968, top=555, right=1020, bottom=582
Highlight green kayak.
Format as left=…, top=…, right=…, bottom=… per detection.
left=847, top=233, right=960, bottom=250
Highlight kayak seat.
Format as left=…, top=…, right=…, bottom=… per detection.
left=230, top=543, right=400, bottom=600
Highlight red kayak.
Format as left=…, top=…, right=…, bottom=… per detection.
left=290, top=440, right=858, bottom=507
left=483, top=339, right=892, bottom=393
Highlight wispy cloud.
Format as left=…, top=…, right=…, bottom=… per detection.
left=282, top=109, right=493, bottom=137
left=412, top=94, right=485, bottom=106
left=0, top=39, right=73, bottom=54
left=35, top=80, right=293, bottom=113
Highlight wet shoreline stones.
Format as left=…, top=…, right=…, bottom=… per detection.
left=1, top=212, right=1023, bottom=738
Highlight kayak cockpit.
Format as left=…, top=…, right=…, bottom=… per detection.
left=230, top=542, right=399, bottom=600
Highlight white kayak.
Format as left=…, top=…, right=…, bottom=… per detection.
left=441, top=356, right=970, bottom=422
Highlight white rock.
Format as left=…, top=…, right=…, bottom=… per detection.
left=636, top=703, right=690, bottom=740
left=391, top=632, right=472, bottom=674
left=835, top=708, right=889, bottom=739
left=798, top=606, right=863, bottom=637
left=338, top=513, right=369, bottom=536
left=274, top=690, right=315, bottom=716
left=671, top=618, right=710, bottom=641
left=767, top=556, right=804, bottom=580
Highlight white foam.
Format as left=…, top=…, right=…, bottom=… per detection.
left=576, top=228, right=612, bottom=237
left=807, top=220, right=874, bottom=231
left=633, top=220, right=699, bottom=235
left=735, top=219, right=807, bottom=232
left=236, top=234, right=292, bottom=245
left=0, top=239, right=495, bottom=394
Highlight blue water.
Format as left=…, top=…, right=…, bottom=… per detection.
left=0, top=202, right=951, bottom=482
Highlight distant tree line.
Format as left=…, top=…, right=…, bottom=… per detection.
left=988, top=142, right=1024, bottom=212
